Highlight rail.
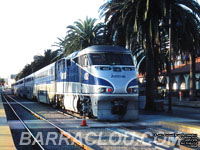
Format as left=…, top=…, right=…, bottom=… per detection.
left=3, top=94, right=93, bottom=150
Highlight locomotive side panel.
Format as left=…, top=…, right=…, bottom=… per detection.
left=66, top=59, right=82, bottom=111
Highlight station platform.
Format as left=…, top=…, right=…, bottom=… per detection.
left=157, top=121, right=200, bottom=137
left=0, top=94, right=16, bottom=150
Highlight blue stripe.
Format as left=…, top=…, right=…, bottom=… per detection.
left=127, top=78, right=138, bottom=87
left=56, top=62, right=113, bottom=88
left=35, top=81, right=54, bottom=85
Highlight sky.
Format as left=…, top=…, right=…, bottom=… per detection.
left=0, top=0, right=200, bottom=79
left=0, top=0, right=104, bottom=78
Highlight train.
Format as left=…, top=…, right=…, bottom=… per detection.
left=12, top=45, right=139, bottom=121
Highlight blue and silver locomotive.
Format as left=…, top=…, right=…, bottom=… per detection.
left=13, top=45, right=139, bottom=121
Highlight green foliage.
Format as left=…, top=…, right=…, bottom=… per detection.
left=15, top=49, right=60, bottom=80
left=62, top=17, right=107, bottom=56
left=100, top=0, right=200, bottom=72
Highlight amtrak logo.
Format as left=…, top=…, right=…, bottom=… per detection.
left=111, top=75, right=126, bottom=78
left=84, top=73, right=89, bottom=80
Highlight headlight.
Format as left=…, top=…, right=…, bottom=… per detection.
left=97, top=87, right=113, bottom=93
left=98, top=87, right=106, bottom=93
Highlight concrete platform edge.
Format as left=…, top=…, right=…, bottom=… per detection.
left=0, top=94, right=16, bottom=150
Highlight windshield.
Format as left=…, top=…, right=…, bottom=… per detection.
left=89, top=53, right=133, bottom=65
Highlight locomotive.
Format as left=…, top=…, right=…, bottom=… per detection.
left=12, top=45, right=139, bottom=121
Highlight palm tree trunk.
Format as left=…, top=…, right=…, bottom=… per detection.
left=189, top=49, right=196, bottom=101
left=153, top=45, right=159, bottom=99
left=145, top=21, right=155, bottom=111
left=116, top=27, right=126, bottom=47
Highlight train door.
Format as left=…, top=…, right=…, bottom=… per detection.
left=65, top=59, right=71, bottom=92
left=78, top=54, right=93, bottom=116
left=63, top=58, right=74, bottom=111
left=55, top=59, right=65, bottom=94
left=79, top=55, right=90, bottom=94
left=78, top=56, right=83, bottom=93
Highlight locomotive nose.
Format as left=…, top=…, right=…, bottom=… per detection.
left=92, top=66, right=138, bottom=94
left=107, top=68, right=138, bottom=93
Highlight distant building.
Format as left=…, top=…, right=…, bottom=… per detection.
left=138, top=57, right=200, bottom=98
left=6, top=74, right=16, bottom=88
left=158, top=58, right=200, bottom=91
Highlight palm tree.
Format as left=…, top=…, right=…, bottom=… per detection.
left=32, top=49, right=58, bottom=71
left=16, top=49, right=60, bottom=80
left=63, top=17, right=106, bottom=55
left=100, top=0, right=200, bottom=111
left=100, top=0, right=167, bottom=110
left=53, top=37, right=66, bottom=51
left=51, top=37, right=66, bottom=60
left=100, top=0, right=128, bottom=47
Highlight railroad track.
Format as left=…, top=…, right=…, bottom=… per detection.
left=9, top=94, right=85, bottom=120
left=2, top=94, right=91, bottom=150
left=3, top=94, right=199, bottom=150
left=2, top=94, right=45, bottom=150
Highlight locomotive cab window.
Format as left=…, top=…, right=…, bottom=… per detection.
left=89, top=53, right=134, bottom=65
